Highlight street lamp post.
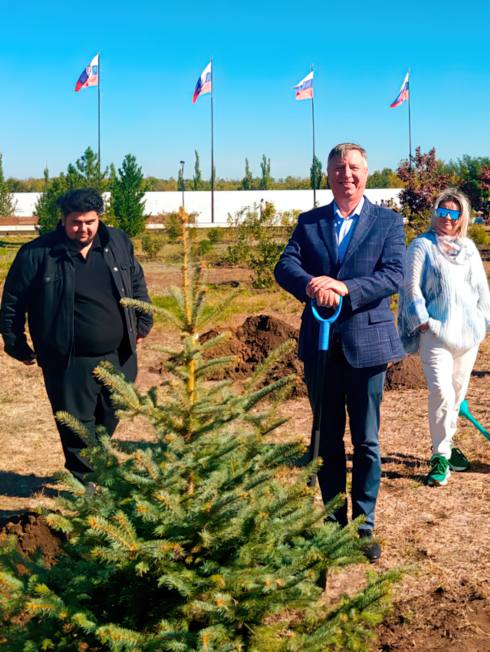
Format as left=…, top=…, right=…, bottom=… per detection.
left=179, top=160, right=185, bottom=208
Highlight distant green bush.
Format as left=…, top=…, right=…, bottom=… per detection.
left=162, top=211, right=196, bottom=242
left=468, top=223, right=489, bottom=247
left=141, top=232, right=165, bottom=260
left=225, top=202, right=297, bottom=288
left=207, top=227, right=223, bottom=244
left=198, top=238, right=212, bottom=257
left=404, top=211, right=431, bottom=245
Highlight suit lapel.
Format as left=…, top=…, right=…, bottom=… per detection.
left=317, top=203, right=338, bottom=269
left=339, top=198, right=377, bottom=270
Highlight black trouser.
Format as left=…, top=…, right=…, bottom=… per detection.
left=42, top=351, right=137, bottom=481
left=304, top=339, right=386, bottom=533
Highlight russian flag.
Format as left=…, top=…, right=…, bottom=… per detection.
left=390, top=71, right=409, bottom=108
left=75, top=54, right=99, bottom=92
left=294, top=71, right=314, bottom=101
left=193, top=62, right=212, bottom=104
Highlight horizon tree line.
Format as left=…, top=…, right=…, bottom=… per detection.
left=1, top=149, right=406, bottom=195
left=1, top=146, right=490, bottom=229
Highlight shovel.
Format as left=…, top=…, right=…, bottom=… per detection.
left=459, top=399, right=490, bottom=442
left=307, top=295, right=343, bottom=487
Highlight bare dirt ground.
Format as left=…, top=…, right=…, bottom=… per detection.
left=0, top=263, right=489, bottom=650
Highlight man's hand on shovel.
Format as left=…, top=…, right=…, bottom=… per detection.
left=306, top=276, right=349, bottom=307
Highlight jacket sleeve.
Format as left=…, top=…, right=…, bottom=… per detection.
left=399, top=238, right=431, bottom=333
left=343, top=213, right=405, bottom=311
left=129, top=240, right=153, bottom=338
left=274, top=221, right=313, bottom=303
left=0, top=247, right=37, bottom=361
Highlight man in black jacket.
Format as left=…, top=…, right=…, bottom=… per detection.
left=0, top=188, right=153, bottom=481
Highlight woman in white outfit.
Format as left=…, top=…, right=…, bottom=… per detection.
left=398, top=189, right=490, bottom=486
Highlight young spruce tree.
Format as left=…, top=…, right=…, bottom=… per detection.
left=0, top=209, right=398, bottom=651
left=35, top=147, right=108, bottom=235
left=35, top=168, right=68, bottom=235
left=310, top=156, right=323, bottom=194
left=193, top=150, right=202, bottom=191
left=241, top=158, right=253, bottom=190
left=111, top=154, right=147, bottom=237
left=66, top=147, right=107, bottom=191
left=259, top=155, right=271, bottom=190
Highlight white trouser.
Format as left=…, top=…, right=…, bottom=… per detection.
left=419, top=331, right=480, bottom=458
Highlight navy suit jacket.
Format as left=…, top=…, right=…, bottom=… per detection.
left=274, top=197, right=406, bottom=368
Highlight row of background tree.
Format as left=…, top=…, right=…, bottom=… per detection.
left=1, top=146, right=489, bottom=237
left=0, top=148, right=148, bottom=236
left=4, top=148, right=490, bottom=196
left=3, top=150, right=397, bottom=193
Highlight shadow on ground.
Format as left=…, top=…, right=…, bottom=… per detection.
left=380, top=452, right=427, bottom=482
left=0, top=471, right=58, bottom=498
left=381, top=452, right=426, bottom=468
left=115, top=440, right=161, bottom=454
left=468, top=460, right=490, bottom=473
left=0, top=509, right=36, bottom=528
left=471, top=369, right=490, bottom=377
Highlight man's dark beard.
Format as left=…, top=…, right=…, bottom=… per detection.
left=64, top=232, right=97, bottom=252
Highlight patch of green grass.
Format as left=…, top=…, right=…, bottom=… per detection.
left=133, top=233, right=231, bottom=265
left=151, top=295, right=179, bottom=311
left=0, top=238, right=29, bottom=283
left=151, top=286, right=300, bottom=328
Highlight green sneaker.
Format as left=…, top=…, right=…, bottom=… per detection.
left=449, top=447, right=470, bottom=471
left=427, top=454, right=451, bottom=486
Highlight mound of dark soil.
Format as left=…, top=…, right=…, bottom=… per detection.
left=199, top=316, right=428, bottom=395
left=385, top=355, right=426, bottom=391
left=201, top=314, right=306, bottom=397
left=0, top=513, right=62, bottom=567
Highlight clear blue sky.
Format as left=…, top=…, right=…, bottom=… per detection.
left=1, top=0, right=489, bottom=180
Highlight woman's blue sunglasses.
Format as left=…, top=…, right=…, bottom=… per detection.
left=435, top=207, right=461, bottom=220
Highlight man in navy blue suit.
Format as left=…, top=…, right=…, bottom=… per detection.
left=275, top=143, right=405, bottom=561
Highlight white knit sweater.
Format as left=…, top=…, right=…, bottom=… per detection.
left=398, top=231, right=490, bottom=354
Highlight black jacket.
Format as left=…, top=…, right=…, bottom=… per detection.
left=0, top=221, right=153, bottom=367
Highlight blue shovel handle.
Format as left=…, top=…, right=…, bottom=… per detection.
left=311, top=296, right=343, bottom=351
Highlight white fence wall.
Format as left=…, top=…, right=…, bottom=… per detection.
left=12, top=189, right=402, bottom=225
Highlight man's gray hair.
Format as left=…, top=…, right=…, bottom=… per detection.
left=432, top=188, right=471, bottom=238
left=327, top=143, right=368, bottom=167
